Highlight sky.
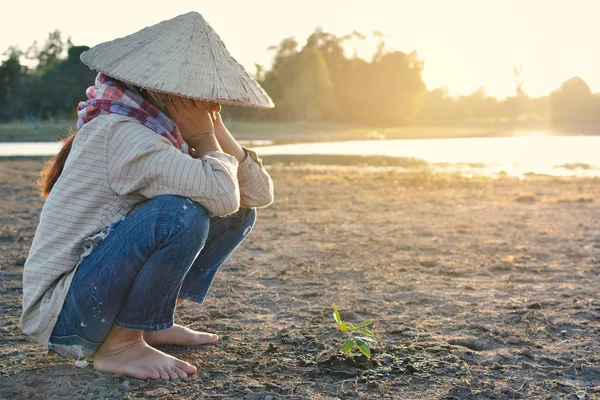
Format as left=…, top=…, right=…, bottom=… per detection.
left=2, top=0, right=599, bottom=99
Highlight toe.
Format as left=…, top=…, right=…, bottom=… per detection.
left=166, top=367, right=180, bottom=380
left=120, top=365, right=161, bottom=380
left=195, top=332, right=219, bottom=344
left=157, top=368, right=170, bottom=380
left=145, top=368, right=161, bottom=380
left=173, top=367, right=189, bottom=379
left=177, top=360, right=197, bottom=375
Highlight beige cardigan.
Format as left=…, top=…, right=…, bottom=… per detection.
left=21, top=114, right=274, bottom=347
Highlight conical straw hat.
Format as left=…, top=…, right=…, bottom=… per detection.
left=80, top=12, right=274, bottom=108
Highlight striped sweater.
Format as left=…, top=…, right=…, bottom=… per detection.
left=21, top=113, right=274, bottom=347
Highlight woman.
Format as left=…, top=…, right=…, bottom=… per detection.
left=20, top=12, right=274, bottom=380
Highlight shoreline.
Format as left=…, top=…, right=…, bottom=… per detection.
left=1, top=123, right=597, bottom=144
left=3, top=154, right=599, bottom=180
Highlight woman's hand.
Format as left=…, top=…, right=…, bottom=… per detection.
left=165, top=96, right=215, bottom=144
left=203, top=102, right=247, bottom=162
left=160, top=95, right=222, bottom=156
left=204, top=102, right=222, bottom=123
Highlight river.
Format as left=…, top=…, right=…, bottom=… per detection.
left=2, top=134, right=599, bottom=177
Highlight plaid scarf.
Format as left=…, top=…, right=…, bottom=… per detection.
left=77, top=73, right=188, bottom=154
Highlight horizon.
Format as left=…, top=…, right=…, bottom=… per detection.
left=2, top=0, right=599, bottom=99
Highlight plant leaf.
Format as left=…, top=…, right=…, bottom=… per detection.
left=332, top=303, right=347, bottom=332
left=346, top=323, right=356, bottom=331
left=357, top=327, right=374, bottom=337
left=355, top=338, right=371, bottom=359
left=332, top=303, right=342, bottom=325
left=339, top=321, right=347, bottom=332
left=342, top=339, right=355, bottom=354
left=355, top=320, right=373, bottom=329
left=356, top=336, right=376, bottom=343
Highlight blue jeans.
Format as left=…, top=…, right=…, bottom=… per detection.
left=48, top=195, right=256, bottom=360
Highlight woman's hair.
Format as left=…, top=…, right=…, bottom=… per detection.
left=38, top=130, right=76, bottom=198
left=38, top=84, right=160, bottom=199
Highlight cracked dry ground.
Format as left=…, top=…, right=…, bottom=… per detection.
left=1, top=157, right=599, bottom=399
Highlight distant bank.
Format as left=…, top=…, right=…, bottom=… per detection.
left=1, top=121, right=596, bottom=144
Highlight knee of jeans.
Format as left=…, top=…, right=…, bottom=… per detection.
left=238, top=208, right=257, bottom=237
left=243, top=208, right=257, bottom=227
left=154, top=195, right=210, bottom=246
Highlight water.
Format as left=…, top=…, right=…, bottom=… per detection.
left=256, top=135, right=600, bottom=177
left=2, top=135, right=599, bottom=177
left=0, top=140, right=273, bottom=157
left=0, top=142, right=62, bottom=157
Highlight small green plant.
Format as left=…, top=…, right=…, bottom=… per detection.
left=332, top=303, right=376, bottom=359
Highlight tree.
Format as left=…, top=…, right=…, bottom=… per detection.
left=261, top=37, right=300, bottom=108
left=24, top=44, right=96, bottom=119
left=257, top=28, right=428, bottom=125
left=8, top=33, right=96, bottom=120
left=365, top=50, right=426, bottom=125
left=0, top=47, right=26, bottom=120
left=416, top=87, right=457, bottom=124
left=279, top=48, right=334, bottom=120
left=550, top=77, right=596, bottom=125
left=29, top=30, right=68, bottom=73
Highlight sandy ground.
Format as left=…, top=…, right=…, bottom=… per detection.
left=0, top=157, right=599, bottom=400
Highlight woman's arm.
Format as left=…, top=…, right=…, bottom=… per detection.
left=212, top=112, right=274, bottom=208
left=213, top=115, right=247, bottom=162
left=107, top=118, right=240, bottom=217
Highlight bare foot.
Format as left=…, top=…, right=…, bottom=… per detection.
left=144, top=324, right=219, bottom=346
left=93, top=326, right=197, bottom=380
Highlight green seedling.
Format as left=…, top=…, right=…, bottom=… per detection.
left=332, top=303, right=376, bottom=359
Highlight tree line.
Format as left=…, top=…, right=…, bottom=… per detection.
left=0, top=31, right=96, bottom=121
left=1, top=29, right=599, bottom=129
